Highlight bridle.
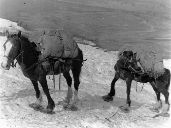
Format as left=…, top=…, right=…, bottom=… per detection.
left=120, top=54, right=142, bottom=74
left=3, top=36, right=24, bottom=67
left=121, top=56, right=131, bottom=69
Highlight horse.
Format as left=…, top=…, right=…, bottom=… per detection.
left=102, top=51, right=170, bottom=116
left=1, top=31, right=84, bottom=113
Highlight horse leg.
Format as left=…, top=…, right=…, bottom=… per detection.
left=29, top=80, right=43, bottom=109
left=119, top=78, right=132, bottom=113
left=39, top=76, right=55, bottom=113
left=156, top=81, right=170, bottom=115
left=150, top=81, right=162, bottom=112
left=63, top=71, right=73, bottom=104
left=102, top=72, right=119, bottom=102
left=126, top=78, right=132, bottom=107
left=71, top=64, right=82, bottom=106
left=62, top=58, right=82, bottom=111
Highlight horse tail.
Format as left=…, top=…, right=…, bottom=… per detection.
left=75, top=47, right=84, bottom=67
left=72, top=47, right=83, bottom=74
left=165, top=68, right=170, bottom=91
left=71, top=48, right=83, bottom=90
left=78, top=48, right=84, bottom=63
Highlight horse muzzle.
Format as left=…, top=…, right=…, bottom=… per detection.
left=1, top=58, right=11, bottom=70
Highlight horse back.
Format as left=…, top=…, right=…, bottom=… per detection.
left=155, top=68, right=170, bottom=90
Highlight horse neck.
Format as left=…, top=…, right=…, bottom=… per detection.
left=16, top=39, right=39, bottom=70
left=117, top=58, right=127, bottom=67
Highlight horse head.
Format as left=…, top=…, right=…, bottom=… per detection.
left=125, top=51, right=142, bottom=73
left=1, top=31, right=22, bottom=70
left=120, top=51, right=142, bottom=73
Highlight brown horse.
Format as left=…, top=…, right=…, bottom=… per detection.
left=1, top=31, right=84, bottom=113
left=102, top=51, right=170, bottom=117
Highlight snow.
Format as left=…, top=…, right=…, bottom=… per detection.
left=0, top=18, right=171, bottom=128
left=0, top=18, right=25, bottom=33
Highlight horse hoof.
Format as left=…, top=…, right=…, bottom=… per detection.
left=149, top=107, right=160, bottom=113
left=46, top=103, right=55, bottom=113
left=45, top=108, right=55, bottom=114
left=70, top=104, right=78, bottom=111
left=102, top=95, right=113, bottom=102
left=29, top=103, right=44, bottom=111
left=63, top=104, right=69, bottom=109
left=58, top=101, right=65, bottom=105
left=63, top=104, right=78, bottom=111
left=153, top=113, right=170, bottom=118
left=119, top=106, right=130, bottom=113
left=58, top=100, right=69, bottom=105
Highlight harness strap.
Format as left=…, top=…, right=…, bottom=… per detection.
left=59, top=66, right=61, bottom=90
left=57, top=30, right=64, bottom=58
left=52, top=62, right=56, bottom=89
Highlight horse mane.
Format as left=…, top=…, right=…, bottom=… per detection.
left=9, top=33, right=41, bottom=60
left=9, top=33, right=38, bottom=50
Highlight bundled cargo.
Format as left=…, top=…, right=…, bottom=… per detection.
left=118, top=43, right=164, bottom=78
left=38, top=29, right=79, bottom=59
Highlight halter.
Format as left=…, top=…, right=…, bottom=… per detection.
left=3, top=36, right=24, bottom=67
left=119, top=54, right=142, bottom=74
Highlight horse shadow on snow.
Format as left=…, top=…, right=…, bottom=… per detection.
left=4, top=85, right=144, bottom=114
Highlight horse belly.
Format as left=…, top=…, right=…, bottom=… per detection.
left=118, top=70, right=131, bottom=80
left=42, top=61, right=71, bottom=75
left=134, top=74, right=152, bottom=83
left=42, top=61, right=59, bottom=75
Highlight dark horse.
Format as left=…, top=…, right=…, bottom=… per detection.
left=1, top=31, right=83, bottom=113
left=102, top=51, right=170, bottom=116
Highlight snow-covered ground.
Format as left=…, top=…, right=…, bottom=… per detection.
left=0, top=18, right=171, bottom=128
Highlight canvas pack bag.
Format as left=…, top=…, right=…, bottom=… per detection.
left=38, top=29, right=79, bottom=59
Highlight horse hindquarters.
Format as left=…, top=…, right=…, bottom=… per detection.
left=156, top=69, right=170, bottom=103
left=72, top=49, right=83, bottom=88
left=155, top=68, right=170, bottom=113
left=71, top=49, right=83, bottom=104
left=164, top=68, right=170, bottom=91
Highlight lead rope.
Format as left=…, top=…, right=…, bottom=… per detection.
left=48, top=57, right=56, bottom=89
left=59, top=65, right=61, bottom=90
left=52, top=64, right=56, bottom=89
left=58, top=30, right=63, bottom=91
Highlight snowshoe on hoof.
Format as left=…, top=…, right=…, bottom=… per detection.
left=153, top=113, right=170, bottom=118
left=102, top=95, right=113, bottom=102
left=29, top=103, right=44, bottom=111
left=63, top=104, right=78, bottom=111
left=119, top=106, right=130, bottom=113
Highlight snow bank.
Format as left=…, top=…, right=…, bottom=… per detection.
left=0, top=18, right=25, bottom=33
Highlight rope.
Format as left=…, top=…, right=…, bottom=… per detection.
left=59, top=66, right=61, bottom=90
left=52, top=63, right=56, bottom=89
left=105, top=107, right=119, bottom=122
left=56, top=30, right=63, bottom=91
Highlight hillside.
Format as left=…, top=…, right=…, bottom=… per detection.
left=0, top=0, right=171, bottom=58
left=0, top=18, right=171, bottom=128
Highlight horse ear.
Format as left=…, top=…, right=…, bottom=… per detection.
left=18, top=31, right=21, bottom=37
